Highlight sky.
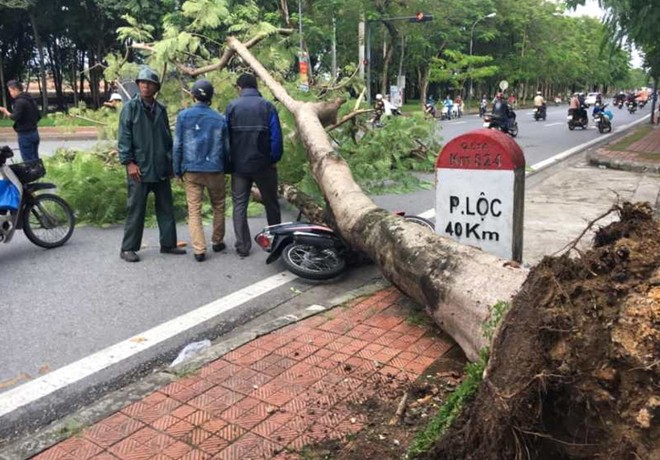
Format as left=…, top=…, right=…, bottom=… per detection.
left=563, top=0, right=645, bottom=68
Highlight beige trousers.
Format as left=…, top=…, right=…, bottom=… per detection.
left=183, top=172, right=226, bottom=255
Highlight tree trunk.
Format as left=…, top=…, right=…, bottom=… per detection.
left=418, top=66, right=429, bottom=108
left=227, top=36, right=526, bottom=361
left=29, top=12, right=48, bottom=115
left=379, top=22, right=397, bottom=96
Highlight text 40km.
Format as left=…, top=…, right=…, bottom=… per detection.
left=443, top=222, right=500, bottom=241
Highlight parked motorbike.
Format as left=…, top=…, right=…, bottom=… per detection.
left=483, top=113, right=519, bottom=137
left=533, top=104, right=547, bottom=121
left=627, top=101, right=637, bottom=114
left=567, top=108, right=589, bottom=130
left=255, top=213, right=435, bottom=280
left=0, top=146, right=75, bottom=247
left=593, top=104, right=613, bottom=134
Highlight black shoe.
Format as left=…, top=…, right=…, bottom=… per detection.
left=120, top=251, right=140, bottom=262
left=212, top=242, right=226, bottom=253
left=194, top=253, right=206, bottom=262
left=160, top=247, right=187, bottom=255
left=237, top=250, right=249, bottom=258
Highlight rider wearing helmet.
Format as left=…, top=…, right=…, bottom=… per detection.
left=492, top=92, right=515, bottom=131
left=373, top=93, right=385, bottom=126
left=118, top=67, right=184, bottom=262
left=173, top=79, right=229, bottom=262
left=533, top=90, right=546, bottom=118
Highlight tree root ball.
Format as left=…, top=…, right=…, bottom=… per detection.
left=423, top=202, right=660, bottom=460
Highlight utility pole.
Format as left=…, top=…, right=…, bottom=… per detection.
left=332, top=17, right=337, bottom=80
left=469, top=12, right=496, bottom=101
left=359, top=13, right=365, bottom=80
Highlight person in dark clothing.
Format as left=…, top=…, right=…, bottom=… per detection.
left=117, top=67, right=186, bottom=263
left=225, top=73, right=283, bottom=258
left=0, top=80, right=41, bottom=162
left=491, top=92, right=515, bottom=131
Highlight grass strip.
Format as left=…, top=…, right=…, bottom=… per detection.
left=607, top=125, right=653, bottom=152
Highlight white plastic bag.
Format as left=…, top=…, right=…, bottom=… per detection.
left=170, top=340, right=211, bottom=367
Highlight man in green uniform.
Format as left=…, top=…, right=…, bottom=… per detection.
left=118, top=67, right=185, bottom=262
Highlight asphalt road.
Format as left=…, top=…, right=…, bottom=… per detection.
left=0, top=100, right=650, bottom=422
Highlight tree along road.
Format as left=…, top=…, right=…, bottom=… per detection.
left=0, top=100, right=649, bottom=430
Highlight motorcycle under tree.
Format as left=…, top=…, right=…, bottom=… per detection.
left=0, top=146, right=75, bottom=247
left=255, top=213, right=435, bottom=280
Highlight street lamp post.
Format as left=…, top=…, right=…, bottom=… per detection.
left=468, top=12, right=496, bottom=100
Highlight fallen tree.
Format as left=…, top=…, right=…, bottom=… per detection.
left=227, top=36, right=660, bottom=460
left=227, top=36, right=527, bottom=362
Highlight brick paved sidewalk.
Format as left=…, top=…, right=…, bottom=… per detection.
left=588, top=125, right=660, bottom=173
left=32, top=288, right=455, bottom=460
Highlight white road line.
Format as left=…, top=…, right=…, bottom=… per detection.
left=419, top=113, right=651, bottom=220
left=544, top=122, right=563, bottom=127
left=450, top=121, right=467, bottom=124
left=0, top=271, right=298, bottom=418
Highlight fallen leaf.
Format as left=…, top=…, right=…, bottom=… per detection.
left=130, top=336, right=148, bottom=343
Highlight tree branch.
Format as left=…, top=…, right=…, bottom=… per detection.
left=134, top=29, right=295, bottom=78
left=325, top=109, right=372, bottom=132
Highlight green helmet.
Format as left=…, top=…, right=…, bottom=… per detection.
left=135, top=67, right=161, bottom=90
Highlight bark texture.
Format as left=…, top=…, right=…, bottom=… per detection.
left=227, top=37, right=527, bottom=361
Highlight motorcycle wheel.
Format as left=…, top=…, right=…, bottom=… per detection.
left=22, top=193, right=75, bottom=248
left=598, top=124, right=605, bottom=134
left=403, top=215, right=435, bottom=232
left=509, top=123, right=519, bottom=137
left=281, top=242, right=346, bottom=280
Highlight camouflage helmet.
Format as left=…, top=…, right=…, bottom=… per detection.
left=135, top=67, right=161, bottom=91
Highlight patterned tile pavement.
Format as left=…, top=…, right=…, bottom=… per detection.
left=589, top=125, right=660, bottom=172
left=32, top=287, right=455, bottom=460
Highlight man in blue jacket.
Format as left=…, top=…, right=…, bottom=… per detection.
left=225, top=74, right=283, bottom=258
left=174, top=79, right=229, bottom=262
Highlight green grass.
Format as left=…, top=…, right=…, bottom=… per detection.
left=407, top=350, right=488, bottom=458
left=0, top=116, right=96, bottom=127
left=607, top=125, right=653, bottom=152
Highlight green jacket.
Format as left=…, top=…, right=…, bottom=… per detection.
left=118, top=96, right=173, bottom=182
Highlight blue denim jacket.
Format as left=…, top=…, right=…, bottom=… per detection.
left=173, top=102, right=229, bottom=176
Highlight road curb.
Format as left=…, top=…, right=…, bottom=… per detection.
left=0, top=279, right=390, bottom=459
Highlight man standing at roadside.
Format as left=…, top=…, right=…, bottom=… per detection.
left=173, top=79, right=229, bottom=262
left=118, top=67, right=185, bottom=262
left=0, top=80, right=41, bottom=162
left=225, top=73, right=283, bottom=258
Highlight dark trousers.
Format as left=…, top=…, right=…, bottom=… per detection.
left=231, top=167, right=281, bottom=253
left=17, top=130, right=40, bottom=162
left=121, top=179, right=178, bottom=252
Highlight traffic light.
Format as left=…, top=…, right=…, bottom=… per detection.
left=410, top=12, right=433, bottom=22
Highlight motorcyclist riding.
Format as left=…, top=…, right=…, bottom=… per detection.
left=492, top=92, right=515, bottom=132
left=533, top=91, right=546, bottom=118
left=479, top=95, right=488, bottom=117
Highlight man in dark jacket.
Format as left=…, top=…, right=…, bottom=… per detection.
left=174, top=79, right=229, bottom=262
left=118, top=67, right=185, bottom=262
left=225, top=73, right=283, bottom=258
left=0, top=80, right=41, bottom=162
